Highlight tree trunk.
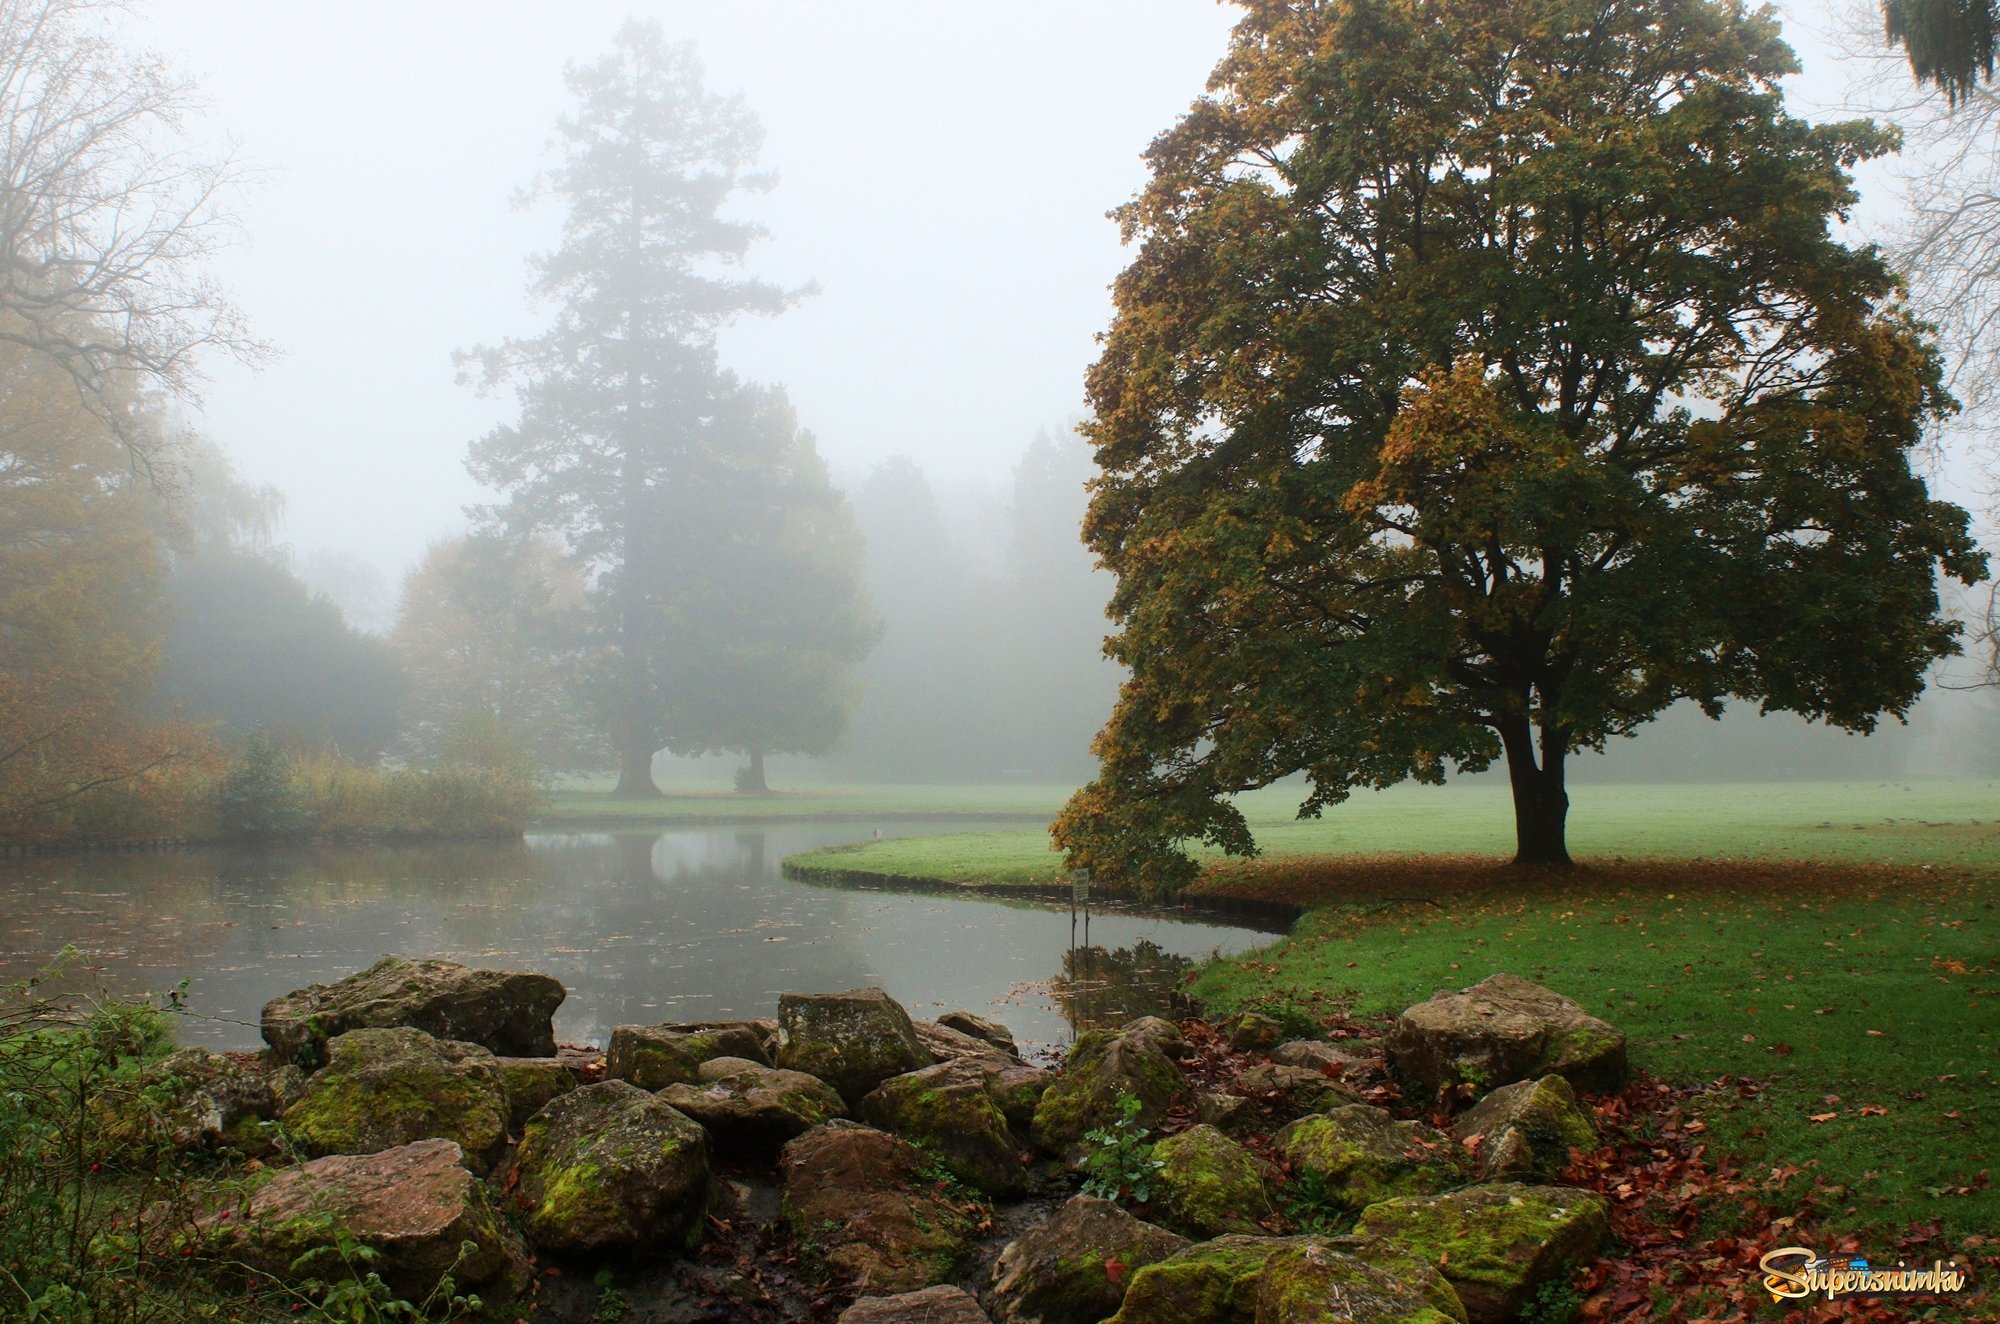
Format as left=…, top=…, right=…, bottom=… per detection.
left=737, top=748, right=769, bottom=795
left=613, top=744, right=660, bottom=798
left=1499, top=717, right=1571, bottom=866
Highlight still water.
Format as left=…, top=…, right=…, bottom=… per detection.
left=0, top=820, right=1273, bottom=1054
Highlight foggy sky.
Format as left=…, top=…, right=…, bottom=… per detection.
left=129, top=1, right=1986, bottom=586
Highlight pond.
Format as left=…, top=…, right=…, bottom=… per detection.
left=0, top=819, right=1276, bottom=1055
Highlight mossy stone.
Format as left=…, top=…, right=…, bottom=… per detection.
left=282, top=1027, right=509, bottom=1169
left=1275, top=1105, right=1462, bottom=1212
left=1356, top=1183, right=1611, bottom=1323
left=512, top=1079, right=711, bottom=1257
left=1031, top=1028, right=1192, bottom=1162
left=1456, top=1075, right=1596, bottom=1182
left=1151, top=1124, right=1271, bottom=1237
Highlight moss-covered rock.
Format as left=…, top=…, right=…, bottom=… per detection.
left=261, top=955, right=564, bottom=1068
left=1120, top=1016, right=1188, bottom=1059
left=655, top=1020, right=773, bottom=1066
left=1356, top=1184, right=1611, bottom=1323
left=283, top=1027, right=509, bottom=1169
left=1230, top=1062, right=1360, bottom=1125
left=495, top=1056, right=577, bottom=1131
left=511, top=1079, right=711, bottom=1257
left=934, top=1011, right=1018, bottom=1057
left=1031, top=1027, right=1192, bottom=1163
left=860, top=1061, right=1027, bottom=1197
left=982, top=1062, right=1055, bottom=1130
left=193, top=1138, right=531, bottom=1308
left=1274, top=1105, right=1462, bottom=1213
left=1269, top=1040, right=1374, bottom=1078
left=1255, top=1236, right=1465, bottom=1323
left=95, top=1047, right=279, bottom=1156
left=776, top=987, right=930, bottom=1106
left=1198, top=1091, right=1256, bottom=1135
left=1226, top=1011, right=1286, bottom=1052
left=839, top=1285, right=991, bottom=1323
left=1387, top=974, right=1628, bottom=1106
left=1456, top=1075, right=1596, bottom=1183
left=1105, top=1234, right=1465, bottom=1324
left=1101, top=1235, right=1279, bottom=1323
left=660, top=1057, right=846, bottom=1155
left=605, top=1024, right=704, bottom=1090
left=781, top=1121, right=981, bottom=1295
left=1151, top=1124, right=1272, bottom=1238
left=989, top=1194, right=1189, bottom=1324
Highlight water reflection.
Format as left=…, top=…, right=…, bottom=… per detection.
left=1052, top=939, right=1199, bottom=1034
left=0, top=821, right=1271, bottom=1054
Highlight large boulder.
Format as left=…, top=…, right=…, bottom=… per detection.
left=1150, top=1124, right=1272, bottom=1238
left=605, top=1024, right=704, bottom=1089
left=195, top=1139, right=529, bottom=1306
left=1105, top=1234, right=1463, bottom=1324
left=1255, top=1237, right=1466, bottom=1324
left=97, top=1048, right=278, bottom=1155
left=776, top=987, right=930, bottom=1105
left=1456, top=1075, right=1597, bottom=1183
left=261, top=955, right=564, bottom=1068
left=840, top=1285, right=992, bottom=1323
left=780, top=1121, right=981, bottom=1295
left=606, top=1021, right=772, bottom=1090
left=282, top=1027, right=509, bottom=1169
left=1274, top=1105, right=1462, bottom=1213
left=861, top=1061, right=1028, bottom=1197
left=495, top=1056, right=577, bottom=1131
left=1030, top=1026, right=1192, bottom=1162
left=511, top=1079, right=711, bottom=1257
left=935, top=1011, right=1019, bottom=1057
left=1387, top=974, right=1628, bottom=1105
left=1269, top=1040, right=1373, bottom=1077
left=660, top=1056, right=846, bottom=1154
left=1228, top=1063, right=1359, bottom=1124
left=1355, top=1184, right=1610, bottom=1323
left=989, top=1194, right=1189, bottom=1324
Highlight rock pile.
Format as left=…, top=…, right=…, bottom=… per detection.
left=144, top=958, right=1627, bottom=1321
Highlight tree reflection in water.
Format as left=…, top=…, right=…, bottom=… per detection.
left=1053, top=936, right=1195, bottom=1034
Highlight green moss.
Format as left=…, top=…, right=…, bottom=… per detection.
left=1153, top=1126, right=1269, bottom=1237
left=1356, top=1185, right=1610, bottom=1319
left=1275, top=1108, right=1459, bottom=1212
left=1107, top=1237, right=1277, bottom=1324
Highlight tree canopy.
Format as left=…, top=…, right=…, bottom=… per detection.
left=1053, top=0, right=1986, bottom=888
left=464, top=21, right=870, bottom=795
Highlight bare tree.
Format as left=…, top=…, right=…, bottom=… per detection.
left=0, top=0, right=264, bottom=475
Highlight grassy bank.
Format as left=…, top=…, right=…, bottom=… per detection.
left=780, top=779, right=2000, bottom=889
left=783, top=778, right=1999, bottom=1279
left=1192, top=857, right=1999, bottom=1282
left=536, top=781, right=1069, bottom=828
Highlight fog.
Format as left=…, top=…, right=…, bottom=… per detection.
left=14, top=0, right=1995, bottom=791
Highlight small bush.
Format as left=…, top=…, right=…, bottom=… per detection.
left=215, top=731, right=309, bottom=840
left=1078, top=1094, right=1166, bottom=1205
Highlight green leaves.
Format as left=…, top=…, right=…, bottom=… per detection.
left=1057, top=0, right=1986, bottom=883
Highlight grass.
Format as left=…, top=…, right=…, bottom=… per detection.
left=780, top=777, right=2000, bottom=1282
left=535, top=781, right=1069, bottom=828
left=1190, top=859, right=1998, bottom=1250
left=779, top=778, right=2000, bottom=887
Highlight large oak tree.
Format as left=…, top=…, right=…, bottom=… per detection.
left=1054, top=0, right=1986, bottom=886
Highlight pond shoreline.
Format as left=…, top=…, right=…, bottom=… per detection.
left=778, top=858, right=1303, bottom=934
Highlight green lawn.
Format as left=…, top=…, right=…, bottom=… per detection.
left=781, top=777, right=2000, bottom=1283
left=535, top=781, right=1069, bottom=828
left=779, top=778, right=2000, bottom=886
left=1190, top=866, right=1999, bottom=1272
